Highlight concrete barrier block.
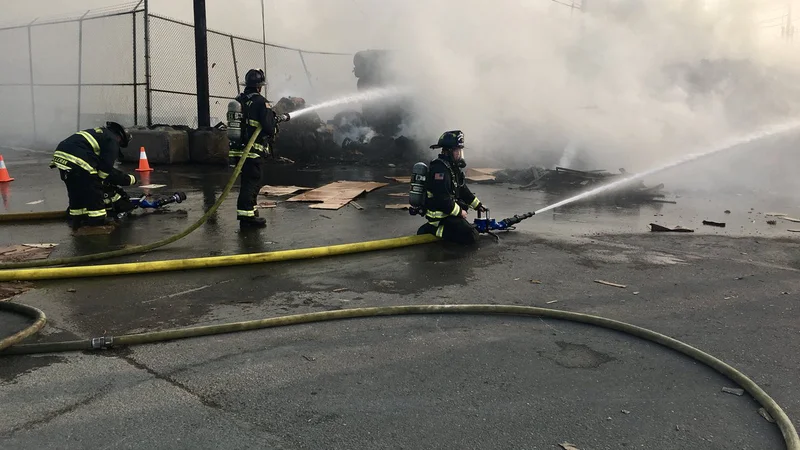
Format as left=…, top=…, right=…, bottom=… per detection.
left=123, top=128, right=189, bottom=165
left=188, top=128, right=229, bottom=165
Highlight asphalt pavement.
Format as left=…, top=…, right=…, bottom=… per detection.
left=1, top=145, right=799, bottom=449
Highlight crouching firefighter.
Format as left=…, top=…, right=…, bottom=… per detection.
left=410, top=130, right=488, bottom=245
left=49, top=122, right=137, bottom=229
left=227, top=68, right=290, bottom=229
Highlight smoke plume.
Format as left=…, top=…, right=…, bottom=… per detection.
left=268, top=0, right=800, bottom=190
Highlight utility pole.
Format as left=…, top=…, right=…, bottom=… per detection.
left=260, top=0, right=267, bottom=70
left=194, top=0, right=211, bottom=127
left=782, top=2, right=794, bottom=42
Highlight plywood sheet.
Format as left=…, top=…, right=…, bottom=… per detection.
left=309, top=202, right=351, bottom=210
left=259, top=185, right=313, bottom=196
left=287, top=181, right=388, bottom=210
left=465, top=173, right=496, bottom=182
left=384, top=176, right=411, bottom=183
left=465, top=168, right=501, bottom=182
left=72, top=225, right=116, bottom=236
left=0, top=243, right=58, bottom=263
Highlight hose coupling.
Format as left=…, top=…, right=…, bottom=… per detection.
left=91, top=336, right=114, bottom=350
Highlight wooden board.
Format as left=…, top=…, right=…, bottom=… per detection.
left=384, top=176, right=411, bottom=183
left=72, top=225, right=116, bottom=236
left=385, top=204, right=409, bottom=210
left=287, top=181, right=388, bottom=210
left=0, top=244, right=58, bottom=263
left=465, top=167, right=502, bottom=182
left=259, top=185, right=313, bottom=196
left=470, top=168, right=501, bottom=174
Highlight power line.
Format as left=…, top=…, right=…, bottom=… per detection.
left=550, top=0, right=581, bottom=9
left=759, top=14, right=788, bottom=24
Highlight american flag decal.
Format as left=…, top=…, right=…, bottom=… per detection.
left=434, top=173, right=444, bottom=180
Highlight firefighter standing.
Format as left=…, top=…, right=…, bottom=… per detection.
left=417, top=130, right=487, bottom=245
left=49, top=122, right=136, bottom=229
left=228, top=68, right=290, bottom=229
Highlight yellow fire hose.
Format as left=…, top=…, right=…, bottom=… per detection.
left=0, top=210, right=67, bottom=222
left=0, top=302, right=797, bottom=449
left=0, top=127, right=264, bottom=271
left=0, top=234, right=439, bottom=281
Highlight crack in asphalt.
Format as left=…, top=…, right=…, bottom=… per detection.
left=0, top=391, right=104, bottom=437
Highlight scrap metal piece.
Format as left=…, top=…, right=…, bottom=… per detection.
left=722, top=387, right=745, bottom=396
left=649, top=223, right=694, bottom=233
left=594, top=280, right=627, bottom=289
left=703, top=220, right=726, bottom=228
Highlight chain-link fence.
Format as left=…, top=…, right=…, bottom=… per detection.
left=147, top=13, right=354, bottom=128
left=0, top=2, right=146, bottom=147
left=0, top=0, right=355, bottom=147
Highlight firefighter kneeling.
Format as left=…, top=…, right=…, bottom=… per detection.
left=412, top=130, right=487, bottom=245
left=49, top=122, right=137, bottom=230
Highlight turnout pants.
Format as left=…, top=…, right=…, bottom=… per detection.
left=418, top=216, right=480, bottom=245
left=237, top=157, right=263, bottom=220
left=59, top=169, right=107, bottom=227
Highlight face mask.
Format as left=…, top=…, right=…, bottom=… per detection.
left=453, top=149, right=466, bottom=168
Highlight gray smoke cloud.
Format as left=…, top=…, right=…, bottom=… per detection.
left=374, top=1, right=800, bottom=170
left=300, top=0, right=800, bottom=198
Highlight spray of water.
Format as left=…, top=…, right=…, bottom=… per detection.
left=533, top=120, right=800, bottom=215
left=289, top=86, right=409, bottom=119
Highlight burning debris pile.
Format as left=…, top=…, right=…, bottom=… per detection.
left=492, top=166, right=670, bottom=204
left=268, top=95, right=422, bottom=165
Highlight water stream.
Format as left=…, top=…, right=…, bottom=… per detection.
left=289, top=86, right=409, bottom=119
left=534, top=120, right=800, bottom=215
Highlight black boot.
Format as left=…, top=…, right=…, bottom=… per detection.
left=239, top=216, right=267, bottom=229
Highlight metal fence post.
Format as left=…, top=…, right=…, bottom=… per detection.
left=193, top=0, right=210, bottom=128
left=144, top=0, right=153, bottom=126
left=132, top=7, right=138, bottom=126
left=260, top=0, right=267, bottom=80
left=230, top=35, right=240, bottom=92
left=76, top=10, right=90, bottom=131
left=27, top=19, right=37, bottom=142
left=298, top=50, right=315, bottom=96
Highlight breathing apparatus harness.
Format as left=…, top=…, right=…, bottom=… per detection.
left=226, top=71, right=291, bottom=152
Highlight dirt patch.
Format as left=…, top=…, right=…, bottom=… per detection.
left=538, top=341, right=616, bottom=369
left=0, top=281, right=34, bottom=301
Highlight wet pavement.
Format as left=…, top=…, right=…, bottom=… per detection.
left=1, top=145, right=799, bottom=449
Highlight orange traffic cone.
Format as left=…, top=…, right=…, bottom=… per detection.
left=135, top=146, right=154, bottom=172
left=0, top=155, right=14, bottom=182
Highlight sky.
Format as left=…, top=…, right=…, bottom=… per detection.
left=2, top=0, right=797, bottom=50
